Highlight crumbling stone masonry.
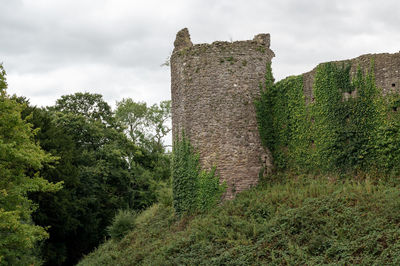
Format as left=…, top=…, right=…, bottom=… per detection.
left=303, top=52, right=400, bottom=102
left=171, top=28, right=274, bottom=199
left=171, top=28, right=400, bottom=199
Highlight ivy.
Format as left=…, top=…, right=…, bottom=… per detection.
left=256, top=63, right=311, bottom=171
left=255, top=63, right=275, bottom=152
left=171, top=132, right=226, bottom=216
left=256, top=60, right=400, bottom=176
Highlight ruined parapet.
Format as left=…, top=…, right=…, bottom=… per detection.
left=303, top=52, right=400, bottom=102
left=171, top=28, right=274, bottom=199
left=173, top=28, right=193, bottom=52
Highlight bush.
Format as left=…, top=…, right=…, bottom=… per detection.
left=107, top=210, right=137, bottom=240
left=156, top=182, right=173, bottom=207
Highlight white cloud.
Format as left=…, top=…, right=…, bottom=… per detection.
left=2, top=0, right=400, bottom=108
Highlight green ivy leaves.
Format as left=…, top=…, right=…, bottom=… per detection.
left=256, top=60, right=400, bottom=176
left=172, top=133, right=226, bottom=216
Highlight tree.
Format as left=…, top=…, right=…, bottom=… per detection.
left=115, top=99, right=172, bottom=184
left=0, top=64, right=62, bottom=265
left=116, top=98, right=171, bottom=151
left=115, top=99, right=148, bottom=144
left=53, top=92, right=115, bottom=126
left=148, top=100, right=171, bottom=150
left=26, top=93, right=159, bottom=265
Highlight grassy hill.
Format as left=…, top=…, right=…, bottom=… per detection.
left=78, top=173, right=400, bottom=265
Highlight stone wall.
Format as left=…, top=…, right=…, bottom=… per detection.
left=303, top=52, right=400, bottom=102
left=170, top=28, right=274, bottom=199
left=170, top=28, right=400, bottom=199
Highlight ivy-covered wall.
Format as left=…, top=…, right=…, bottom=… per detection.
left=171, top=28, right=274, bottom=198
left=171, top=29, right=400, bottom=200
left=172, top=133, right=226, bottom=216
left=256, top=61, right=400, bottom=176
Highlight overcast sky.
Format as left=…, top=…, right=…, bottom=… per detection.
left=1, top=0, right=400, bottom=108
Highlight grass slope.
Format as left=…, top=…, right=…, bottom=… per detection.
left=79, top=175, right=400, bottom=265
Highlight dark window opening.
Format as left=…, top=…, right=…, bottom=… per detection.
left=392, top=83, right=396, bottom=87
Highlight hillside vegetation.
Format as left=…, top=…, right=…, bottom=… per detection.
left=0, top=64, right=172, bottom=265
left=79, top=60, right=400, bottom=265
left=5, top=55, right=400, bottom=264
left=79, top=174, right=400, bottom=265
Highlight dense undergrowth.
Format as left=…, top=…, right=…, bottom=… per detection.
left=79, top=174, right=400, bottom=265
left=79, top=61, right=400, bottom=265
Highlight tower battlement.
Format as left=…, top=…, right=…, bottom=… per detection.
left=170, top=28, right=274, bottom=198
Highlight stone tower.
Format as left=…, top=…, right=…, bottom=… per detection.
left=170, top=28, right=274, bottom=199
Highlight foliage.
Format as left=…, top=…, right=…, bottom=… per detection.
left=53, top=92, right=115, bottom=125
left=115, top=99, right=148, bottom=144
left=172, top=133, right=225, bottom=216
left=196, top=167, right=226, bottom=212
left=255, top=60, right=390, bottom=175
left=107, top=210, right=137, bottom=240
left=115, top=99, right=172, bottom=191
left=374, top=93, right=400, bottom=176
left=156, top=182, right=173, bottom=207
left=115, top=98, right=171, bottom=151
left=0, top=64, right=62, bottom=265
left=78, top=174, right=400, bottom=265
left=148, top=100, right=171, bottom=148
left=254, top=62, right=275, bottom=150
left=22, top=93, right=168, bottom=265
left=78, top=203, right=176, bottom=266
left=171, top=133, right=199, bottom=215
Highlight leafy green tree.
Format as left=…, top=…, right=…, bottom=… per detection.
left=53, top=92, right=115, bottom=125
left=116, top=98, right=171, bottom=151
left=23, top=93, right=159, bottom=265
left=147, top=100, right=171, bottom=150
left=115, top=98, right=171, bottom=183
left=0, top=64, right=62, bottom=265
left=115, top=99, right=149, bottom=144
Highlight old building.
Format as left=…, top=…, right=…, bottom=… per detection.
left=171, top=28, right=274, bottom=198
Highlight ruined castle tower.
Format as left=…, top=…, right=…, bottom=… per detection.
left=170, top=28, right=275, bottom=199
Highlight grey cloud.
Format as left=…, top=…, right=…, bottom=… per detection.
left=1, top=0, right=400, bottom=107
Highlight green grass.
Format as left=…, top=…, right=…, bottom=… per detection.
left=78, top=174, right=400, bottom=265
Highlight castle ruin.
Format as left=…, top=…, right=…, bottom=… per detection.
left=171, top=28, right=400, bottom=198
left=171, top=28, right=274, bottom=199
left=302, top=52, right=400, bottom=102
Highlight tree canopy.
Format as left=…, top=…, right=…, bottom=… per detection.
left=0, top=64, right=62, bottom=265
left=0, top=61, right=172, bottom=265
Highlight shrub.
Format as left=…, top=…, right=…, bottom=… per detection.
left=107, top=210, right=137, bottom=240
left=156, top=182, right=173, bottom=207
